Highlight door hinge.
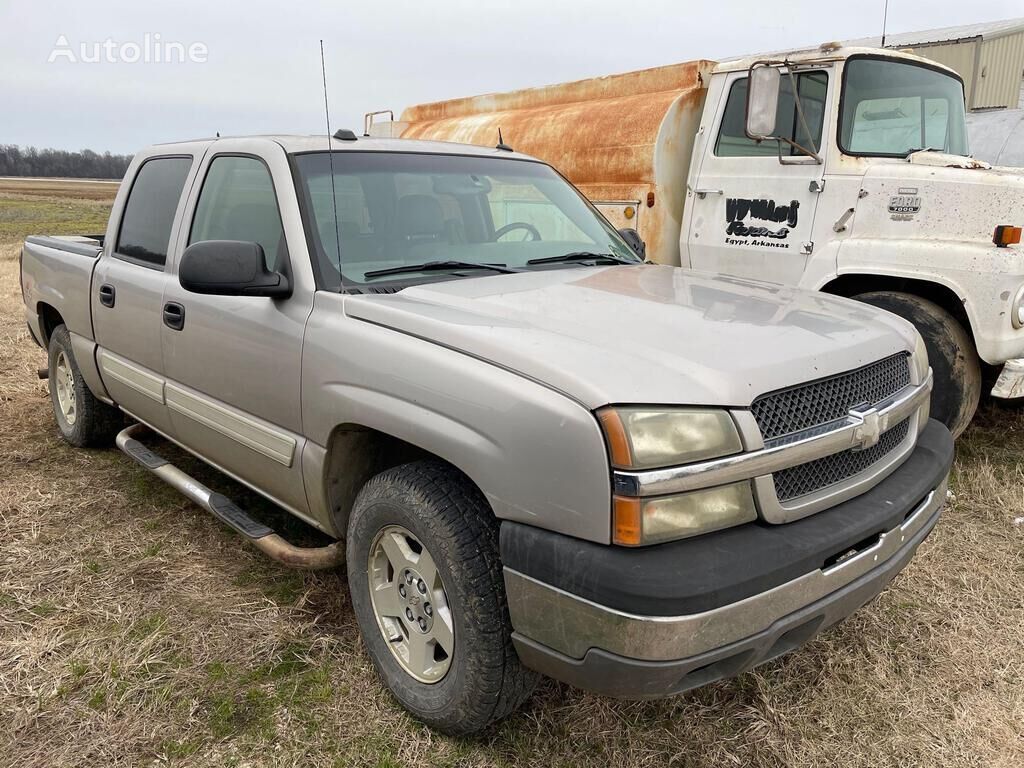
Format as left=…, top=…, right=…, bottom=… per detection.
left=800, top=241, right=814, bottom=255
left=809, top=179, right=826, bottom=193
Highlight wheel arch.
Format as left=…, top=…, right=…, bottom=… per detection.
left=320, top=422, right=483, bottom=539
left=820, top=274, right=975, bottom=345
left=36, top=302, right=66, bottom=348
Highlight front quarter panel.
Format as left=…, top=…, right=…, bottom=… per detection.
left=302, top=292, right=614, bottom=543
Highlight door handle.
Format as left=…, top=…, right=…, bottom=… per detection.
left=162, top=302, right=185, bottom=331
left=98, top=283, right=115, bottom=308
left=690, top=187, right=723, bottom=199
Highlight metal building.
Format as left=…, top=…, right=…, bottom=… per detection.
left=848, top=18, right=1024, bottom=110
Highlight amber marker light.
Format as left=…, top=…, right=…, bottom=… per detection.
left=993, top=225, right=1022, bottom=248
left=597, top=408, right=633, bottom=468
left=612, top=496, right=642, bottom=546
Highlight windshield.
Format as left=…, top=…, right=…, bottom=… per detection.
left=839, top=57, right=968, bottom=157
left=293, top=152, right=639, bottom=289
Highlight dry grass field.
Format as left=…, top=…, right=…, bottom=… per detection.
left=1, top=180, right=1023, bottom=767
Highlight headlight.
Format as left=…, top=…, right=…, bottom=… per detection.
left=612, top=483, right=757, bottom=546
left=1012, top=283, right=1024, bottom=330
left=597, top=406, right=742, bottom=469
left=912, top=332, right=929, bottom=383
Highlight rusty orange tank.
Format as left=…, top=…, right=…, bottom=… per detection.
left=371, top=60, right=715, bottom=264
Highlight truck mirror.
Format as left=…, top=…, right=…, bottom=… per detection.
left=179, top=240, right=291, bottom=298
left=745, top=65, right=780, bottom=140
left=618, top=228, right=646, bottom=259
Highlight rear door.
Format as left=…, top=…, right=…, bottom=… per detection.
left=686, top=69, right=830, bottom=285
left=160, top=140, right=315, bottom=518
left=92, top=151, right=202, bottom=433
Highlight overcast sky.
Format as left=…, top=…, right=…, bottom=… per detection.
left=1, top=0, right=1019, bottom=154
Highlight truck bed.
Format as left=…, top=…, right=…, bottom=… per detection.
left=25, top=234, right=105, bottom=259
left=21, top=234, right=105, bottom=348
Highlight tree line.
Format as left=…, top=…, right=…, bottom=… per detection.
left=0, top=144, right=133, bottom=180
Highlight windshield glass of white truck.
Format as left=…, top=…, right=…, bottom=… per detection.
left=840, top=57, right=969, bottom=158
left=294, top=152, right=639, bottom=289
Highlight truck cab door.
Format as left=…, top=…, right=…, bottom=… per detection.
left=160, top=141, right=314, bottom=519
left=92, top=152, right=200, bottom=435
left=686, top=69, right=830, bottom=285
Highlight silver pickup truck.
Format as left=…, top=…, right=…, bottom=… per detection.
left=20, top=134, right=953, bottom=734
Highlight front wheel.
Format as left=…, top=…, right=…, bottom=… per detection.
left=854, top=291, right=981, bottom=438
left=346, top=461, right=538, bottom=735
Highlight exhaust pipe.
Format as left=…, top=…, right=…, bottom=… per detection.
left=116, top=423, right=345, bottom=570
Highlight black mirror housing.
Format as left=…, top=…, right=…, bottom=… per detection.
left=618, top=228, right=647, bottom=259
left=179, top=240, right=291, bottom=298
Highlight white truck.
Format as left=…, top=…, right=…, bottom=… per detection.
left=368, top=44, right=1024, bottom=436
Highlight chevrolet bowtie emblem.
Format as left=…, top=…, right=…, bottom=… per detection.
left=849, top=406, right=886, bottom=450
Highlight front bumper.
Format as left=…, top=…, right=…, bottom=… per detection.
left=991, top=358, right=1024, bottom=399
left=501, top=419, right=953, bottom=698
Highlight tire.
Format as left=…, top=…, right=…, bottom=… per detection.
left=47, top=325, right=123, bottom=447
left=346, top=460, right=538, bottom=735
left=854, top=291, right=981, bottom=438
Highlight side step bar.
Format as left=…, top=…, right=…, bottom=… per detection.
left=116, top=423, right=345, bottom=570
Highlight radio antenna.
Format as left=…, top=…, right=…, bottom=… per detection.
left=319, top=40, right=344, bottom=290
left=880, top=0, right=890, bottom=47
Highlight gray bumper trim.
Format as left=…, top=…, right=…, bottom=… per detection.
left=505, top=476, right=945, bottom=664
left=511, top=492, right=942, bottom=699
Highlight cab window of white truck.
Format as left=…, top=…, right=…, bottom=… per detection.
left=715, top=71, right=827, bottom=157
left=189, top=155, right=286, bottom=271
left=839, top=57, right=968, bottom=157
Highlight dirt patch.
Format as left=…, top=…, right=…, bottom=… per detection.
left=1, top=192, right=1023, bottom=767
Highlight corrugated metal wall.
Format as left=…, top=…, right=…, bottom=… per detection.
left=976, top=31, right=1024, bottom=108
left=911, top=40, right=980, bottom=104
left=910, top=30, right=1024, bottom=109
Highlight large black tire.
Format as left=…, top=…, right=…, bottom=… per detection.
left=47, top=325, right=122, bottom=447
left=855, top=291, right=980, bottom=438
left=346, top=460, right=538, bottom=735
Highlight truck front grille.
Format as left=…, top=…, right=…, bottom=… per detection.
left=772, top=418, right=911, bottom=502
left=751, top=352, right=913, bottom=504
left=751, top=353, right=911, bottom=442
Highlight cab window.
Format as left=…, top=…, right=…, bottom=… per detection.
left=715, top=71, right=828, bottom=157
left=189, top=155, right=286, bottom=270
left=115, top=156, right=192, bottom=268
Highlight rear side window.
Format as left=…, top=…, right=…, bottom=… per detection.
left=189, top=155, right=286, bottom=271
left=115, top=156, right=192, bottom=267
left=715, top=71, right=828, bottom=157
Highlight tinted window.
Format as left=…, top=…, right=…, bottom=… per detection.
left=840, top=58, right=968, bottom=157
left=116, top=157, right=192, bottom=267
left=715, top=71, right=828, bottom=157
left=189, top=155, right=286, bottom=270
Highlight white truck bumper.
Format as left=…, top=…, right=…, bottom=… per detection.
left=992, top=359, right=1024, bottom=399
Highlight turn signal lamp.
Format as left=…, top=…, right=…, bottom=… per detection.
left=994, top=225, right=1022, bottom=247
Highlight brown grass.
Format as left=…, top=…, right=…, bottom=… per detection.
left=1, top=188, right=1023, bottom=767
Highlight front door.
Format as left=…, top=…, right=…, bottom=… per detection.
left=687, top=68, right=831, bottom=285
left=160, top=142, right=313, bottom=517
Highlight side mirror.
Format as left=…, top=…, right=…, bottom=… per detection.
left=745, top=65, right=780, bottom=140
left=618, top=228, right=646, bottom=259
left=179, top=240, right=291, bottom=298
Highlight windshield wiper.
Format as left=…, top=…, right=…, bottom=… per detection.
left=526, top=251, right=634, bottom=266
left=363, top=260, right=522, bottom=280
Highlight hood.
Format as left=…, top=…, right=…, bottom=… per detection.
left=907, top=150, right=991, bottom=169
left=854, top=157, right=1024, bottom=245
left=345, top=265, right=915, bottom=409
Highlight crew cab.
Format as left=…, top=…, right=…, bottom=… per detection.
left=20, top=134, right=952, bottom=734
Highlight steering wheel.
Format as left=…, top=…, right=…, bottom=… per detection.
left=494, top=222, right=541, bottom=242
